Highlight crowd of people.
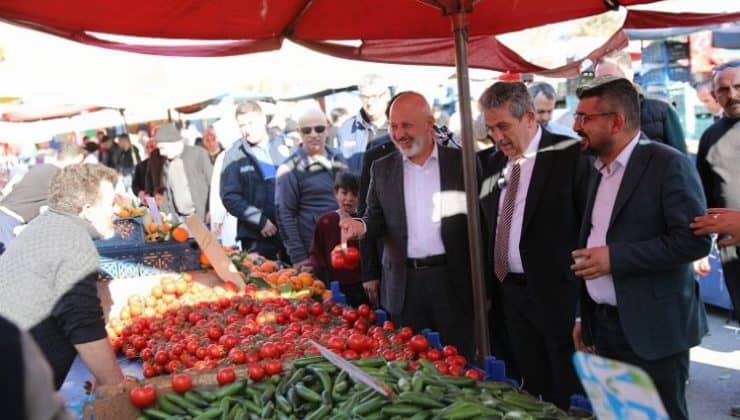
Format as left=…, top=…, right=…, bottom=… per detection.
left=0, top=57, right=738, bottom=419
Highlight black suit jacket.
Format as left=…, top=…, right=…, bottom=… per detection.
left=578, top=140, right=710, bottom=360
left=358, top=136, right=395, bottom=282
left=363, top=146, right=472, bottom=316
left=479, top=130, right=591, bottom=332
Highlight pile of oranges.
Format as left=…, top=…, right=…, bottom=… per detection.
left=144, top=221, right=189, bottom=243
left=116, top=205, right=147, bottom=218
left=236, top=253, right=330, bottom=299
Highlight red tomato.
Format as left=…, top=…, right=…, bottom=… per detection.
left=248, top=364, right=266, bottom=382
left=465, top=369, right=484, bottom=381
left=408, top=335, right=429, bottom=353
left=442, top=345, right=458, bottom=357
left=353, top=319, right=368, bottom=334
left=343, top=349, right=359, bottom=360
left=330, top=248, right=346, bottom=269
left=398, top=327, right=413, bottom=340
left=434, top=361, right=450, bottom=375
left=448, top=364, right=464, bottom=376
left=207, top=326, right=223, bottom=341
left=264, top=360, right=283, bottom=376
left=309, top=302, right=324, bottom=316
left=171, top=374, right=193, bottom=394
left=259, top=342, right=279, bottom=359
left=447, top=355, right=467, bottom=367
left=343, top=246, right=361, bottom=269
left=426, top=349, right=443, bottom=361
left=347, top=334, right=367, bottom=352
left=327, top=336, right=345, bottom=351
left=142, top=366, right=156, bottom=378
left=129, top=385, right=157, bottom=408
left=228, top=348, right=247, bottom=364
left=216, top=367, right=236, bottom=385
left=154, top=350, right=169, bottom=365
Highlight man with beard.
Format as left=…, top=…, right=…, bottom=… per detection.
left=221, top=102, right=291, bottom=260
left=0, top=163, right=125, bottom=389
left=276, top=109, right=347, bottom=269
left=571, top=76, right=709, bottom=420
left=340, top=92, right=474, bottom=359
left=695, top=60, right=740, bottom=324
left=478, top=81, right=589, bottom=409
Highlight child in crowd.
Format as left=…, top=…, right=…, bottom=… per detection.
left=309, top=172, right=369, bottom=308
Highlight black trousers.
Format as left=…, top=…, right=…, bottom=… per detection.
left=393, top=264, right=475, bottom=361
left=721, top=257, right=740, bottom=322
left=592, top=304, right=690, bottom=420
left=500, top=274, right=581, bottom=410
left=340, top=283, right=370, bottom=308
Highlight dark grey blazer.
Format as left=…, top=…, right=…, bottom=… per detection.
left=363, top=146, right=472, bottom=316
left=479, top=130, right=591, bottom=333
left=579, top=140, right=711, bottom=361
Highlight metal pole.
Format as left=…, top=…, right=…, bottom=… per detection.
left=451, top=12, right=490, bottom=364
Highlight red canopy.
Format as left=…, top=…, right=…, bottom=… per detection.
left=1, top=105, right=102, bottom=122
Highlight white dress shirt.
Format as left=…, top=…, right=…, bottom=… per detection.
left=404, top=143, right=446, bottom=258
left=585, top=133, right=640, bottom=306
left=497, top=126, right=542, bottom=274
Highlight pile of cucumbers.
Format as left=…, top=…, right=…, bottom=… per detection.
left=137, top=356, right=589, bottom=420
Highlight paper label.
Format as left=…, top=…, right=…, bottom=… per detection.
left=573, top=352, right=668, bottom=420
left=184, top=215, right=245, bottom=290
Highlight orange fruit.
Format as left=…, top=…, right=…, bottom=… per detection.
left=161, top=223, right=171, bottom=234
left=118, top=209, right=131, bottom=218
left=147, top=222, right=159, bottom=234
left=172, top=226, right=189, bottom=242
left=298, top=272, right=314, bottom=287
left=260, top=260, right=278, bottom=273
left=199, top=252, right=210, bottom=266
left=151, top=285, right=163, bottom=298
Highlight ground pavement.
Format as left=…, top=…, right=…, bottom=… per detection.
left=687, top=306, right=740, bottom=419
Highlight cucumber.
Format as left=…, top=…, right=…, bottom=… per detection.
left=292, top=356, right=325, bottom=367
left=294, top=383, right=322, bottom=403
left=398, top=391, right=446, bottom=409
left=351, top=395, right=388, bottom=416
left=213, top=381, right=245, bottom=399
left=304, top=404, right=332, bottom=420
left=142, top=408, right=172, bottom=420
left=157, top=395, right=186, bottom=415
left=165, top=392, right=198, bottom=411
left=191, top=408, right=223, bottom=420
left=184, top=391, right=210, bottom=408
left=356, top=357, right=386, bottom=368
left=381, top=403, right=423, bottom=416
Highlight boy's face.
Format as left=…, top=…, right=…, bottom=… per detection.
left=335, top=187, right=358, bottom=215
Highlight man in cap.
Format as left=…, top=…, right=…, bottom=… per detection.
left=155, top=123, right=213, bottom=222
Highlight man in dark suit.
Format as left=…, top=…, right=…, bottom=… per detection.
left=341, top=91, right=474, bottom=359
left=478, top=81, right=590, bottom=409
left=570, top=76, right=710, bottom=420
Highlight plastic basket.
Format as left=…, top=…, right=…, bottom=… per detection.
left=98, top=247, right=142, bottom=279
left=641, top=41, right=689, bottom=64
left=140, top=239, right=201, bottom=275
left=639, top=65, right=691, bottom=87
left=94, top=218, right=144, bottom=250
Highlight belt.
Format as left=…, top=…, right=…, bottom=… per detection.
left=504, top=272, right=526, bottom=283
left=406, top=254, right=447, bottom=270
left=594, top=303, right=619, bottom=318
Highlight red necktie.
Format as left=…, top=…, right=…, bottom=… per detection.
left=494, top=162, right=520, bottom=282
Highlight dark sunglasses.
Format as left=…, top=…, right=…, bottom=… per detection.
left=299, top=125, right=326, bottom=135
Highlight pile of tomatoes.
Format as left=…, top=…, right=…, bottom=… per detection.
left=113, top=292, right=474, bottom=379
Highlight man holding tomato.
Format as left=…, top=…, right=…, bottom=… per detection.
left=340, top=91, right=475, bottom=359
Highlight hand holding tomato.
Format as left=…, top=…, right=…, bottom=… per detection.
left=331, top=245, right=361, bottom=270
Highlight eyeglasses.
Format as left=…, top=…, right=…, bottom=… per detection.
left=299, top=125, right=327, bottom=135
left=573, top=112, right=616, bottom=124
left=359, top=92, right=388, bottom=102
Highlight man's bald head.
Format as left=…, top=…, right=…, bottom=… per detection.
left=390, top=91, right=433, bottom=119
left=388, top=91, right=435, bottom=164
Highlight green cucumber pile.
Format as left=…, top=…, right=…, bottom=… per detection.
left=136, top=355, right=588, bottom=420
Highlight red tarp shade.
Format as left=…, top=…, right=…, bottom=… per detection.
left=0, top=0, right=636, bottom=40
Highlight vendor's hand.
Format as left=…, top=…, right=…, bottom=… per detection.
left=693, top=256, right=711, bottom=277
left=204, top=212, right=211, bottom=225
left=339, top=218, right=365, bottom=243
left=364, top=280, right=380, bottom=308
left=571, top=246, right=610, bottom=280
left=261, top=219, right=278, bottom=238
left=572, top=321, right=594, bottom=353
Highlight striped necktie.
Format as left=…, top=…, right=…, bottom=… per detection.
left=494, top=162, right=521, bottom=282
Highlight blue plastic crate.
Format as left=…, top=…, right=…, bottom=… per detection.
left=639, top=65, right=691, bottom=87
left=641, top=41, right=689, bottom=64
left=140, top=239, right=201, bottom=275
left=98, top=247, right=142, bottom=279
left=94, top=217, right=144, bottom=250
